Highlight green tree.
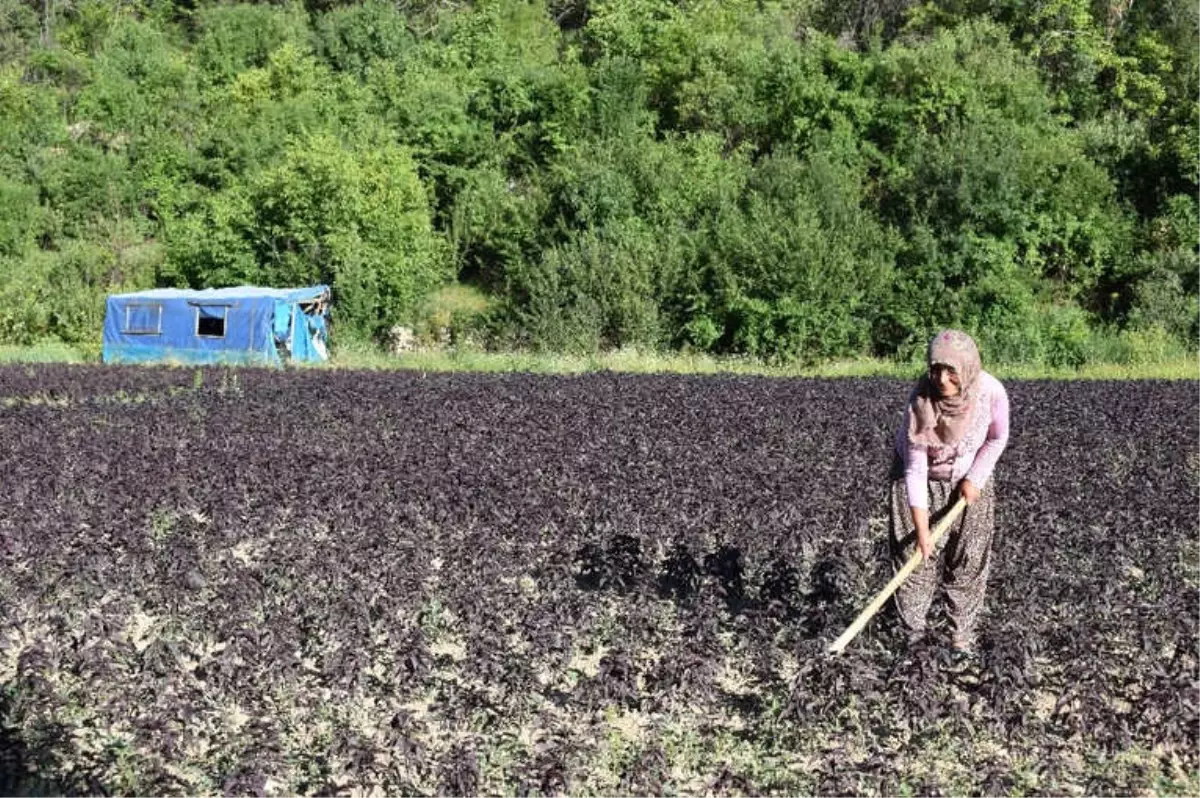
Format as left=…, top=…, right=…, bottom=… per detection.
left=168, top=133, right=450, bottom=340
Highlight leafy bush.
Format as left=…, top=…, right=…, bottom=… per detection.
left=1113, top=324, right=1193, bottom=365
left=704, top=147, right=897, bottom=362
left=0, top=234, right=156, bottom=346
left=505, top=219, right=664, bottom=352
left=168, top=134, right=450, bottom=341
left=192, top=2, right=310, bottom=85
left=1127, top=265, right=1199, bottom=345
left=0, top=178, right=40, bottom=257
left=313, top=0, right=416, bottom=77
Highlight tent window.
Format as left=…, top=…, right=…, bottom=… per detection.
left=196, top=306, right=227, bottom=338
left=123, top=303, right=163, bottom=335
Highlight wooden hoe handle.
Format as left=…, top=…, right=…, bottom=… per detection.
left=827, top=497, right=968, bottom=655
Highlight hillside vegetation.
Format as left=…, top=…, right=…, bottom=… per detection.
left=0, top=0, right=1195, bottom=366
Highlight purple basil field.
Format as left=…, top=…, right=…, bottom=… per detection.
left=1, top=365, right=1196, bottom=796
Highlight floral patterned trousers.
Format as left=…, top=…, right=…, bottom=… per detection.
left=888, top=456, right=996, bottom=650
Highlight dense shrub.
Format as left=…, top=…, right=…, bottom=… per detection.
left=0, top=1, right=1193, bottom=360
left=167, top=133, right=450, bottom=339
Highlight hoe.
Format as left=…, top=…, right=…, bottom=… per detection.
left=828, top=497, right=967, bottom=654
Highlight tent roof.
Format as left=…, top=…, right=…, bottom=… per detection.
left=109, top=285, right=330, bottom=303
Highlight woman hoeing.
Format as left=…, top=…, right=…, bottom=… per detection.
left=890, top=329, right=1010, bottom=660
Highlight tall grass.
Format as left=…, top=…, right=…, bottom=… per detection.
left=1, top=341, right=1194, bottom=380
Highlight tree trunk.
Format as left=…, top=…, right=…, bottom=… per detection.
left=41, top=0, right=53, bottom=48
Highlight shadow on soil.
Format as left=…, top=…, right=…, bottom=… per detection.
left=573, top=535, right=887, bottom=639
left=0, top=691, right=64, bottom=797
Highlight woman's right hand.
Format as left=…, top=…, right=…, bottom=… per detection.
left=916, top=528, right=934, bottom=561
left=911, top=507, right=933, bottom=560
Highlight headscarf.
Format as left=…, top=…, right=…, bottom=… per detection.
left=907, top=329, right=982, bottom=448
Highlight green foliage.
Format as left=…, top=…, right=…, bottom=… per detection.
left=870, top=23, right=1137, bottom=357
left=1126, top=265, right=1199, bottom=344
left=900, top=1, right=1172, bottom=119
left=75, top=16, right=194, bottom=136
left=448, top=163, right=547, bottom=289
left=966, top=277, right=1095, bottom=367
left=0, top=1, right=1193, bottom=366
left=505, top=219, right=664, bottom=352
left=192, top=2, right=310, bottom=86
left=0, top=62, right=65, bottom=173
left=0, top=0, right=40, bottom=64
left=704, top=146, right=897, bottom=362
left=501, top=130, right=744, bottom=352
left=0, top=177, right=40, bottom=256
left=0, top=229, right=158, bottom=346
left=584, top=0, right=841, bottom=152
left=313, top=0, right=415, bottom=78
left=169, top=133, right=450, bottom=339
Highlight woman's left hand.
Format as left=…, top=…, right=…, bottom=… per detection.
left=959, top=479, right=980, bottom=505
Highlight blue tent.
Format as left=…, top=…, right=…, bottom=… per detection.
left=102, top=285, right=331, bottom=366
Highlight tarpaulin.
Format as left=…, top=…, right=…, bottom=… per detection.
left=102, top=285, right=331, bottom=366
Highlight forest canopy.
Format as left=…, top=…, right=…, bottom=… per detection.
left=0, top=0, right=1195, bottom=365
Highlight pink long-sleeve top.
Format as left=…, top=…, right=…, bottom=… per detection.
left=894, top=371, right=1010, bottom=510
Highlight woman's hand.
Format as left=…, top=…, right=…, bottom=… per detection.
left=959, top=478, right=980, bottom=505
left=916, top=528, right=934, bottom=561
left=912, top=507, right=934, bottom=560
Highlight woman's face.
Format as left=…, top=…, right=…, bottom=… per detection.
left=930, top=363, right=961, bottom=397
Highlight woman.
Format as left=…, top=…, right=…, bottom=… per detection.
left=890, top=329, right=1010, bottom=660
